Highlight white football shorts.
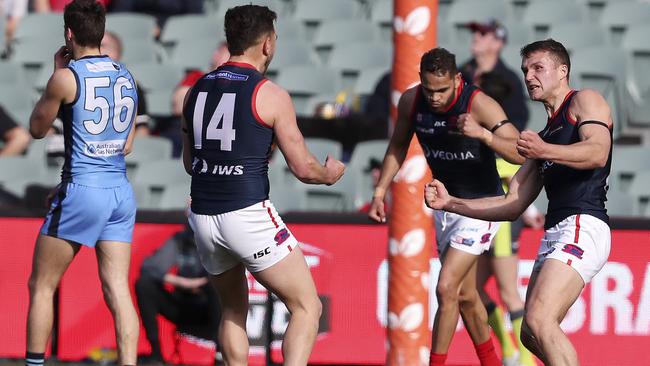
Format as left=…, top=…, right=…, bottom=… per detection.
left=533, top=214, right=611, bottom=284
left=189, top=200, right=298, bottom=275
left=435, top=210, right=500, bottom=257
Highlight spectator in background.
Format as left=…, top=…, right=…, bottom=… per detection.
left=460, top=19, right=529, bottom=131
left=2, top=0, right=28, bottom=47
left=171, top=41, right=230, bottom=117
left=33, top=0, right=111, bottom=12
left=109, top=0, right=204, bottom=36
left=0, top=105, right=30, bottom=155
left=363, top=71, right=391, bottom=135
left=135, top=224, right=220, bottom=365
left=156, top=41, right=229, bottom=158
left=100, top=30, right=152, bottom=136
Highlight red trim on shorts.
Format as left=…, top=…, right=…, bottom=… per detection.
left=288, top=245, right=293, bottom=252
left=223, top=61, right=257, bottom=70
left=252, top=79, right=272, bottom=128
left=574, top=214, right=581, bottom=243
left=466, top=89, right=480, bottom=114
left=264, top=201, right=279, bottom=228
left=567, top=259, right=572, bottom=266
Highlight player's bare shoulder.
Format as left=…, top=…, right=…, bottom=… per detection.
left=569, top=88, right=612, bottom=125
left=254, top=79, right=295, bottom=128
left=48, top=67, right=77, bottom=102
left=397, top=85, right=418, bottom=115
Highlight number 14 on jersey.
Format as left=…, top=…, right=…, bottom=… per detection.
left=192, top=92, right=237, bottom=151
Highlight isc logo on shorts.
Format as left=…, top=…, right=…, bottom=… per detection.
left=253, top=247, right=271, bottom=259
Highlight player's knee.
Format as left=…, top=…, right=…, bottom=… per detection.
left=523, top=310, right=548, bottom=339
left=458, top=286, right=478, bottom=305
left=302, top=295, right=323, bottom=323
left=27, top=274, right=56, bottom=298
left=436, top=279, right=459, bottom=306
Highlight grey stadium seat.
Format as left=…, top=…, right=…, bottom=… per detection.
left=128, top=63, right=185, bottom=93
left=160, top=15, right=223, bottom=55
left=275, top=65, right=342, bottom=115
left=599, top=1, right=650, bottom=43
left=547, top=23, right=609, bottom=51
left=570, top=46, right=627, bottom=136
left=522, top=0, right=587, bottom=38
left=266, top=40, right=321, bottom=76
left=105, top=13, right=157, bottom=41
left=313, top=19, right=381, bottom=59
left=14, top=13, right=63, bottom=42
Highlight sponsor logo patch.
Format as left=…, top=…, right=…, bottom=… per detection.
left=274, top=228, right=290, bottom=246
left=208, top=70, right=249, bottom=81
left=452, top=235, right=474, bottom=246
left=562, top=244, right=584, bottom=259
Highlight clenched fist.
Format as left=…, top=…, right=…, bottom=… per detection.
left=456, top=113, right=484, bottom=139
left=424, top=179, right=450, bottom=210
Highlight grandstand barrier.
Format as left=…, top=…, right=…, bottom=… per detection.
left=1, top=211, right=649, bottom=365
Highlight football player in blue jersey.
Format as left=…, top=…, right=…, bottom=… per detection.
left=25, top=1, right=139, bottom=366
left=425, top=39, right=613, bottom=366
left=180, top=5, right=345, bottom=366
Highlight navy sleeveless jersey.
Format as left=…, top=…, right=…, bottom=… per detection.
left=184, top=62, right=273, bottom=215
left=60, top=55, right=137, bottom=187
left=537, top=90, right=612, bottom=229
left=412, top=82, right=504, bottom=199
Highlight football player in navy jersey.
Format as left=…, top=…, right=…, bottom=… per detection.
left=25, top=1, right=139, bottom=366
left=425, top=39, right=613, bottom=366
left=369, top=48, right=524, bottom=366
left=180, top=5, right=345, bottom=366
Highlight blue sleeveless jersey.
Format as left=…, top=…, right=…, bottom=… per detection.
left=60, top=55, right=137, bottom=187
left=183, top=62, right=273, bottom=215
left=412, top=82, right=504, bottom=199
left=537, top=90, right=612, bottom=229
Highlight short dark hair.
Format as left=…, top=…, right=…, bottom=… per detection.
left=224, top=5, right=277, bottom=56
left=64, top=0, right=105, bottom=48
left=520, top=39, right=571, bottom=77
left=420, top=48, right=458, bottom=77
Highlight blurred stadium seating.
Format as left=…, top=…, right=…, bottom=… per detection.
left=1, top=0, right=649, bottom=215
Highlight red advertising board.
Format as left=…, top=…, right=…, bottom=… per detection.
left=1, top=218, right=649, bottom=365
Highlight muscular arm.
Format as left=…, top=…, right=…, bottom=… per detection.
left=372, top=87, right=417, bottom=199
left=29, top=68, right=76, bottom=139
left=517, top=89, right=612, bottom=169
left=471, top=92, right=525, bottom=164
left=428, top=159, right=543, bottom=221
left=258, top=81, right=343, bottom=184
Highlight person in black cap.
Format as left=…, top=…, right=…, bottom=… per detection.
left=461, top=19, right=529, bottom=131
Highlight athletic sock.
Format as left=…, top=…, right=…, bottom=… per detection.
left=25, top=351, right=45, bottom=366
left=511, top=309, right=536, bottom=366
left=486, top=302, right=516, bottom=359
left=474, top=339, right=501, bottom=366
left=429, top=352, right=447, bottom=366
